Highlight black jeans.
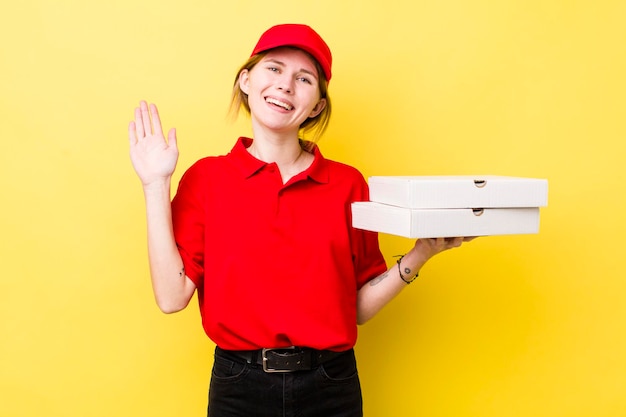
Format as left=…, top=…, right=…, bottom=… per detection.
left=208, top=347, right=363, bottom=417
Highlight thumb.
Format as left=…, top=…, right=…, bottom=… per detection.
left=168, top=128, right=178, bottom=149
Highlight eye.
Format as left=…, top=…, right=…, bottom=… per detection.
left=297, top=76, right=312, bottom=84
left=267, top=66, right=279, bottom=72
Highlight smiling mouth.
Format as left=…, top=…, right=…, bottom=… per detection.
left=265, top=97, right=294, bottom=111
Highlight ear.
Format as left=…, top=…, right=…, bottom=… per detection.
left=238, top=69, right=250, bottom=95
left=308, top=98, right=327, bottom=118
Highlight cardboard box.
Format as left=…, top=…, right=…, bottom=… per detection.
left=351, top=202, right=541, bottom=238
left=368, top=176, right=548, bottom=209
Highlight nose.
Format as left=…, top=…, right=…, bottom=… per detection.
left=276, top=75, right=294, bottom=93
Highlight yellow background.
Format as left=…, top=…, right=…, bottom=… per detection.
left=1, top=0, right=625, bottom=416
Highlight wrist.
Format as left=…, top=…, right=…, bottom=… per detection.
left=395, top=245, right=429, bottom=284
left=395, top=254, right=419, bottom=284
left=142, top=177, right=172, bottom=192
left=405, top=243, right=431, bottom=269
left=142, top=178, right=173, bottom=204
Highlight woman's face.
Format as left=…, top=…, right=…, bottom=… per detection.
left=238, top=47, right=327, bottom=136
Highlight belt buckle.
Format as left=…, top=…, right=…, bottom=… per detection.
left=262, top=347, right=297, bottom=373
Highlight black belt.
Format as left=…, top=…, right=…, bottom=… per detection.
left=217, top=346, right=347, bottom=373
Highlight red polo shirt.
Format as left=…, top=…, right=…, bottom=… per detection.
left=171, top=137, right=387, bottom=351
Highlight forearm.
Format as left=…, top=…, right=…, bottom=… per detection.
left=143, top=179, right=195, bottom=313
left=356, top=243, right=428, bottom=324
left=357, top=237, right=470, bottom=324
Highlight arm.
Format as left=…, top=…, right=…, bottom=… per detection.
left=356, top=237, right=473, bottom=324
left=129, top=101, right=196, bottom=313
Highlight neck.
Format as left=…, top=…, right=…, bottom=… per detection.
left=248, top=123, right=304, bottom=166
left=247, top=129, right=313, bottom=184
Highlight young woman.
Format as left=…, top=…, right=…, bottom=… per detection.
left=128, top=23, right=472, bottom=417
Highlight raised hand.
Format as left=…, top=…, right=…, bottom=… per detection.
left=128, top=101, right=179, bottom=187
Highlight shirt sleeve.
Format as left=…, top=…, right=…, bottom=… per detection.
left=171, top=162, right=206, bottom=287
left=349, top=173, right=388, bottom=289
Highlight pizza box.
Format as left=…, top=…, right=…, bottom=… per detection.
left=351, top=202, right=541, bottom=238
left=368, top=176, right=548, bottom=209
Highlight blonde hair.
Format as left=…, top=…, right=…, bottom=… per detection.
left=228, top=48, right=332, bottom=144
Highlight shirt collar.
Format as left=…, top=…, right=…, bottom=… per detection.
left=229, top=137, right=329, bottom=184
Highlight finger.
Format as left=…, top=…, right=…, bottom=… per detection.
left=150, top=103, right=164, bottom=137
left=140, top=101, right=152, bottom=136
left=421, top=238, right=436, bottom=248
left=134, top=106, right=145, bottom=138
left=128, top=121, right=137, bottom=144
left=427, top=238, right=440, bottom=247
left=450, top=237, right=464, bottom=247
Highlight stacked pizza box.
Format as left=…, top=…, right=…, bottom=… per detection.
left=351, top=176, right=548, bottom=238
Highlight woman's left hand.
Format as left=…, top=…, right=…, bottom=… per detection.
left=414, top=237, right=477, bottom=261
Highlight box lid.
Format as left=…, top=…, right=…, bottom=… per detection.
left=368, top=176, right=548, bottom=209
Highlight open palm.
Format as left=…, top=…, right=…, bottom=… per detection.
left=128, top=101, right=179, bottom=186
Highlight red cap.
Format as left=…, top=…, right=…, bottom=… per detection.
left=250, top=24, right=333, bottom=82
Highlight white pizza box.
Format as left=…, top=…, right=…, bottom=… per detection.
left=351, top=202, right=541, bottom=238
left=368, top=176, right=548, bottom=209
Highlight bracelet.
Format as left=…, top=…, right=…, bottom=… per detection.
left=394, top=254, right=419, bottom=284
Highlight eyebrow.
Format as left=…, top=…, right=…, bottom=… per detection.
left=264, top=58, right=318, bottom=79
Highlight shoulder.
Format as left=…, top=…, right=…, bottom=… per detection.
left=324, top=158, right=367, bottom=184
left=180, top=137, right=257, bottom=181
left=173, top=155, right=229, bottom=195
left=320, top=157, right=371, bottom=201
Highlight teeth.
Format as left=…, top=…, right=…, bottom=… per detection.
left=266, top=97, right=293, bottom=110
